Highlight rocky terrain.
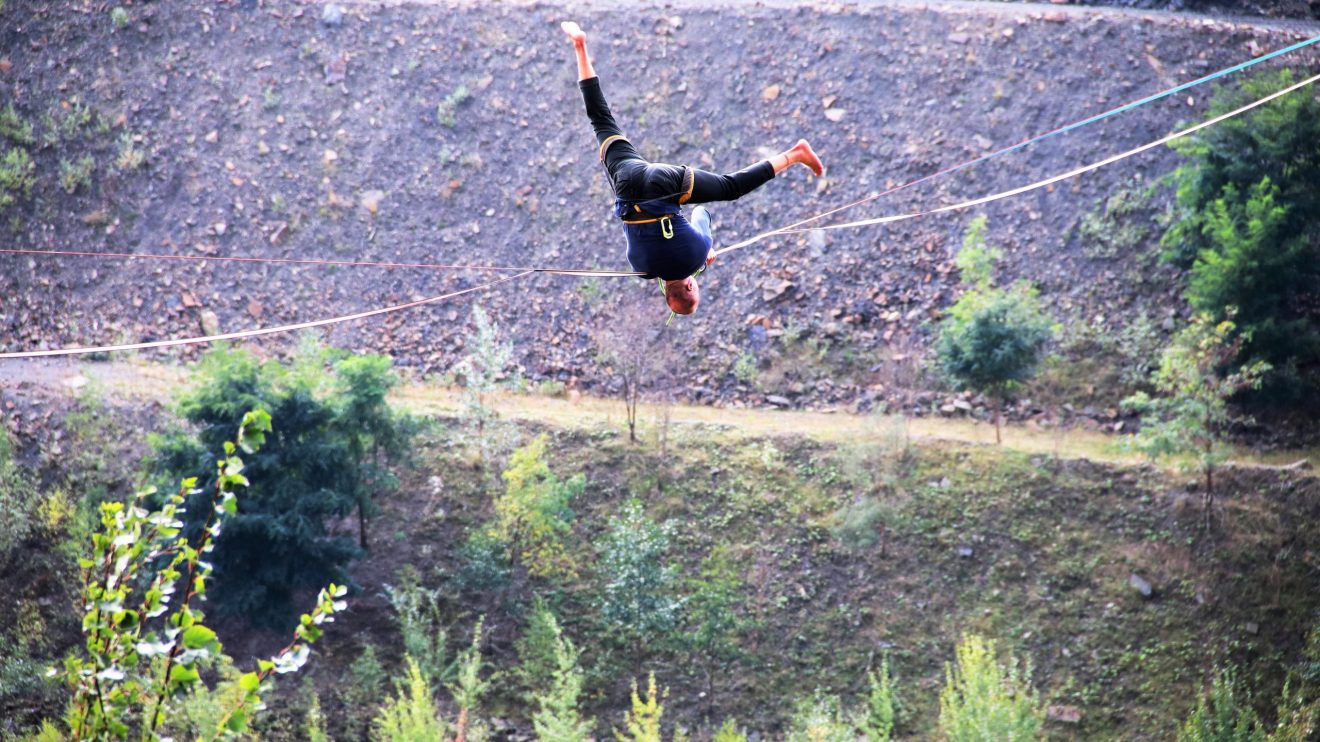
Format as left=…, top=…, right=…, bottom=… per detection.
left=3, top=0, right=1319, bottom=421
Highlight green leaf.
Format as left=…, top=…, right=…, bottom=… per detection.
left=238, top=671, right=261, bottom=693
left=169, top=664, right=200, bottom=685
left=181, top=625, right=217, bottom=650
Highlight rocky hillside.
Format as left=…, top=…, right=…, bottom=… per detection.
left=3, top=0, right=1319, bottom=414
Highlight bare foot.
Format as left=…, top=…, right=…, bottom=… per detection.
left=793, top=139, right=825, bottom=177
left=561, top=21, right=586, bottom=46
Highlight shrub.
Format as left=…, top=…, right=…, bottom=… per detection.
left=0, top=429, right=37, bottom=560
left=58, top=154, right=95, bottom=194
left=785, top=694, right=853, bottom=742
left=1162, top=69, right=1320, bottom=404
left=938, top=634, right=1043, bottom=742
left=0, top=104, right=34, bottom=145
left=0, top=147, right=35, bottom=214
left=1184, top=178, right=1318, bottom=401
left=615, top=674, right=666, bottom=742
left=712, top=719, right=747, bottom=742
left=859, top=658, right=897, bottom=742
left=110, top=6, right=129, bottom=29
left=437, top=85, right=470, bottom=128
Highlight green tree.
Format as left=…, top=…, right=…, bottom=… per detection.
left=152, top=344, right=408, bottom=628
left=1184, top=179, right=1318, bottom=402
left=331, top=352, right=414, bottom=549
left=683, top=546, right=744, bottom=707
left=1163, top=70, right=1320, bottom=270
left=446, top=620, right=489, bottom=742
left=531, top=611, right=593, bottom=742
left=48, top=411, right=346, bottom=740
left=457, top=304, right=519, bottom=466
left=936, top=218, right=1054, bottom=443
left=492, top=434, right=584, bottom=580
left=1122, top=312, right=1269, bottom=529
left=597, top=500, right=681, bottom=654
left=1162, top=69, right=1320, bottom=404
left=938, top=634, right=1043, bottom=742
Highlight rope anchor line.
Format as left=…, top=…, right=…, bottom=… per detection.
left=2, top=40, right=1318, bottom=360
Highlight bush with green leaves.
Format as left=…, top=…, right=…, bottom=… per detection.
left=492, top=434, right=584, bottom=580
left=597, top=500, right=682, bottom=652
left=938, top=634, right=1043, bottom=742
left=1122, top=311, right=1269, bottom=528
left=0, top=104, right=34, bottom=145
left=1162, top=69, right=1320, bottom=404
left=151, top=343, right=410, bottom=628
left=44, top=411, right=346, bottom=740
left=936, top=218, right=1054, bottom=443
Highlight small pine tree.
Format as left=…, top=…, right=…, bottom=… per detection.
left=1177, top=670, right=1265, bottom=742
left=858, top=658, right=897, bottom=742
left=936, top=218, right=1054, bottom=443
left=339, top=644, right=387, bottom=740
left=531, top=611, right=593, bottom=742
left=683, top=546, right=744, bottom=705
left=615, top=674, right=665, bottom=742
left=938, top=634, right=1043, bottom=742
left=1122, top=311, right=1269, bottom=529
left=711, top=719, right=747, bottom=742
left=517, top=599, right=565, bottom=703
left=785, top=693, right=853, bottom=742
left=446, top=619, right=489, bottom=742
left=373, top=656, right=448, bottom=742
left=384, top=566, right=452, bottom=686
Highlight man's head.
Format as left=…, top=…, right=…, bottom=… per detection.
left=664, top=277, right=700, bottom=315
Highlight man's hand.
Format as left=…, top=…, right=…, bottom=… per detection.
left=706, top=248, right=715, bottom=266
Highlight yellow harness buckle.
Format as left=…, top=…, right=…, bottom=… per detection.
left=659, top=215, right=674, bottom=239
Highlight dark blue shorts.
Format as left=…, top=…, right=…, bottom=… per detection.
left=624, top=206, right=712, bottom=281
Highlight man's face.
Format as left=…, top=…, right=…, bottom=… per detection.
left=665, top=277, right=700, bottom=315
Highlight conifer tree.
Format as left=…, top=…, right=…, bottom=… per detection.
left=531, top=611, right=593, bottom=742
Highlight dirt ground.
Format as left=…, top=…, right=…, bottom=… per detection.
left=2, top=0, right=1319, bottom=417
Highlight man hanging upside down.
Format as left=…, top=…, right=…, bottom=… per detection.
left=562, top=21, right=824, bottom=315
